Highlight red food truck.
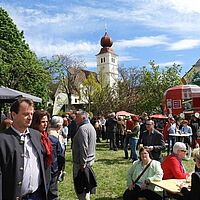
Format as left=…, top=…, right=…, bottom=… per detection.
left=163, top=84, right=200, bottom=116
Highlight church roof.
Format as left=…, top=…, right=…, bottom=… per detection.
left=54, top=68, right=98, bottom=97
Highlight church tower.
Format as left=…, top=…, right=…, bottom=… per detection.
left=96, top=32, right=118, bottom=88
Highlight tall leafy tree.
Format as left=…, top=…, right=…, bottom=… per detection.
left=117, top=66, right=142, bottom=113
left=0, top=7, right=51, bottom=105
left=80, top=74, right=101, bottom=112
left=137, top=61, right=182, bottom=114
left=41, top=54, right=85, bottom=107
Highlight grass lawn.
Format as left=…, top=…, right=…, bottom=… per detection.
left=58, top=141, right=194, bottom=200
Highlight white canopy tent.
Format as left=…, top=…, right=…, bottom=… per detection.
left=0, top=86, right=42, bottom=103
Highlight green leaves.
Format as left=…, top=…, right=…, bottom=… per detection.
left=0, top=7, right=51, bottom=107
left=137, top=61, right=182, bottom=114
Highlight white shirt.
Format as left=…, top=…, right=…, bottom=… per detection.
left=11, top=126, right=41, bottom=196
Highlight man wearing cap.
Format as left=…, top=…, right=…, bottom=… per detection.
left=161, top=142, right=190, bottom=180
left=139, top=119, right=165, bottom=162
left=124, top=116, right=134, bottom=159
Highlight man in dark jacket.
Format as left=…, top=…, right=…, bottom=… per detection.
left=0, top=97, right=47, bottom=200
left=105, top=112, right=118, bottom=151
left=139, top=119, right=165, bottom=162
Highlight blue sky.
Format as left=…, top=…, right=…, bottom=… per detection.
left=1, top=0, right=200, bottom=76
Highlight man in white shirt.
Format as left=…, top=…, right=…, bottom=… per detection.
left=0, top=97, right=47, bottom=200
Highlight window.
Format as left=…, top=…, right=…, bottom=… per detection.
left=111, top=57, right=115, bottom=63
left=100, top=57, right=106, bottom=63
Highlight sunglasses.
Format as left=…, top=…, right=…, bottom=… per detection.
left=180, top=150, right=187, bottom=152
left=146, top=124, right=152, bottom=125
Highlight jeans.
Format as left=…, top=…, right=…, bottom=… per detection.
left=129, top=138, right=138, bottom=160
left=167, top=136, right=175, bottom=155
left=124, top=135, right=130, bottom=158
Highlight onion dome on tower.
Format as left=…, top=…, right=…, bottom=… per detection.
left=97, top=32, right=116, bottom=55
left=101, top=32, right=113, bottom=47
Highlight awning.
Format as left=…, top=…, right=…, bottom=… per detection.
left=150, top=114, right=168, bottom=119
left=0, top=86, right=42, bottom=103
left=116, top=110, right=135, bottom=116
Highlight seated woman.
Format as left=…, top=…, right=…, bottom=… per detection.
left=162, top=142, right=190, bottom=179
left=123, top=147, right=163, bottom=200
left=181, top=147, right=200, bottom=200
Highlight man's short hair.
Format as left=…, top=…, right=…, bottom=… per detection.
left=50, top=116, right=63, bottom=128
left=76, top=111, right=88, bottom=120
left=110, top=112, right=115, bottom=118
left=10, top=97, right=34, bottom=114
left=146, top=119, right=154, bottom=125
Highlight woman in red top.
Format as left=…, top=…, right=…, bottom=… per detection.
left=161, top=142, right=190, bottom=179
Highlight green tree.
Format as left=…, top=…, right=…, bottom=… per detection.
left=80, top=74, right=101, bottom=112
left=137, top=61, right=182, bottom=114
left=117, top=66, right=142, bottom=114
left=0, top=7, right=51, bottom=105
left=90, top=70, right=117, bottom=115
left=41, top=54, right=85, bottom=108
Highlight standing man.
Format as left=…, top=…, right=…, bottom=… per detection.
left=48, top=116, right=65, bottom=199
left=68, top=113, right=77, bottom=148
left=0, top=97, right=47, bottom=200
left=139, top=119, right=165, bottom=162
left=105, top=112, right=118, bottom=151
left=72, top=111, right=97, bottom=200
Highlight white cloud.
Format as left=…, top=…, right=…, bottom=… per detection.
left=158, top=61, right=184, bottom=67
left=115, top=35, right=169, bottom=49
left=119, top=56, right=139, bottom=62
left=27, top=38, right=99, bottom=57
left=169, top=0, right=200, bottom=14
left=168, top=39, right=200, bottom=51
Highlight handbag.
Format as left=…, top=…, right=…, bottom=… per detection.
left=123, top=160, right=152, bottom=200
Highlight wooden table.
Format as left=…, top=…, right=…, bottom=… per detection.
left=150, top=179, right=190, bottom=199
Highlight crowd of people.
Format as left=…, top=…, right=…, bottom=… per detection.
left=0, top=98, right=96, bottom=200
left=1, top=100, right=200, bottom=200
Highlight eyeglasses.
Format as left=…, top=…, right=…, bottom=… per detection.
left=146, top=124, right=152, bottom=125
left=180, top=150, right=187, bottom=152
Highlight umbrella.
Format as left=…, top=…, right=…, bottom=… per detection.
left=0, top=86, right=42, bottom=103
left=116, top=111, right=135, bottom=116
left=150, top=114, right=168, bottom=119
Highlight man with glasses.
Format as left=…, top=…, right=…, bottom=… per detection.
left=139, top=120, right=165, bottom=162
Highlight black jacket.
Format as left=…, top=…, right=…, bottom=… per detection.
left=0, top=127, right=47, bottom=200
left=181, top=172, right=200, bottom=200
left=74, top=165, right=97, bottom=194
left=140, top=129, right=165, bottom=161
